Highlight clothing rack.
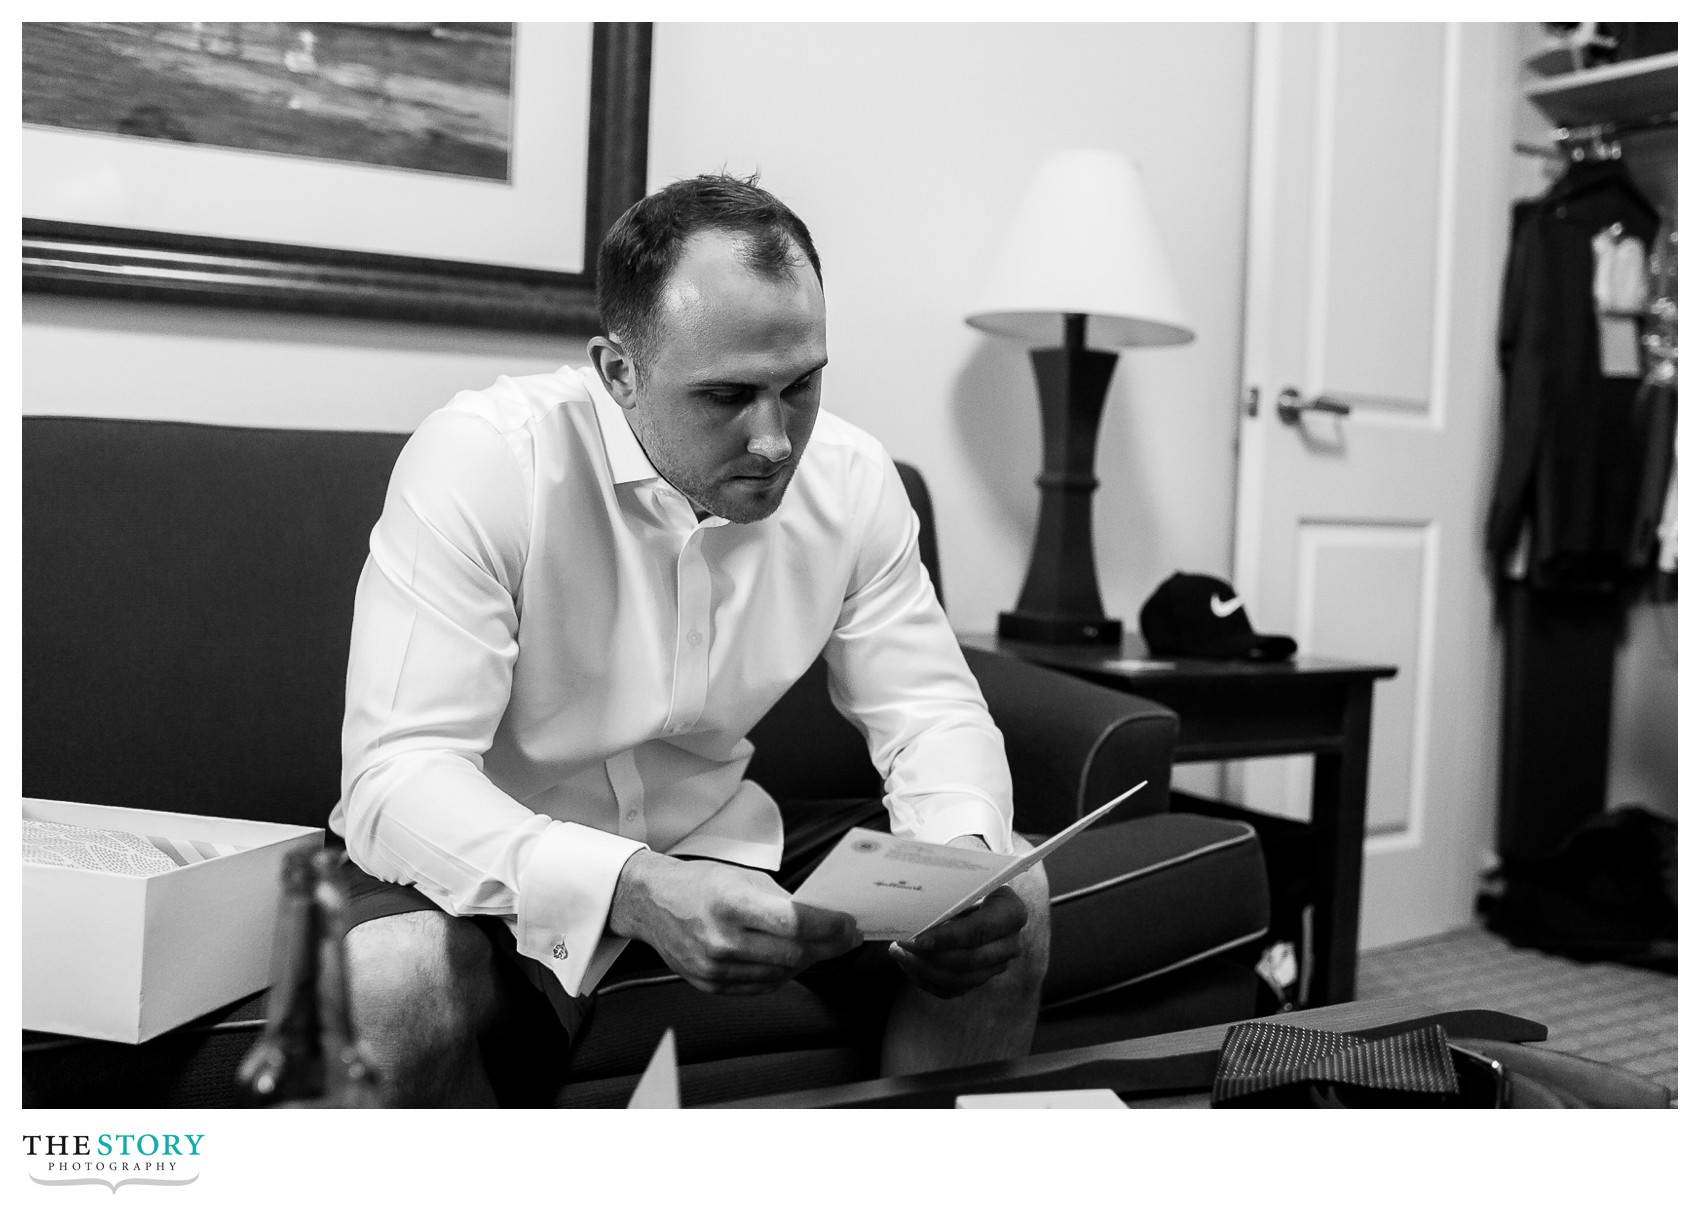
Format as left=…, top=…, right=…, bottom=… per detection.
left=1516, top=110, right=1678, bottom=161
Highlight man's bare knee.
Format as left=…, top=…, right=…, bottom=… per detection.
left=1009, top=838, right=1052, bottom=988
left=342, top=911, right=503, bottom=1105
left=346, top=911, right=499, bottom=1054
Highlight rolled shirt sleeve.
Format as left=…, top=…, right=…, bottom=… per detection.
left=824, top=451, right=1016, bottom=854
left=335, top=408, right=643, bottom=995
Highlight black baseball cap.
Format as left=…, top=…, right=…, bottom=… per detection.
left=1139, top=573, right=1297, bottom=661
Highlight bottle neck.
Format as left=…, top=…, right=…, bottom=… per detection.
left=237, top=854, right=326, bottom=1106
left=313, top=851, right=384, bottom=1105
left=271, top=874, right=324, bottom=1047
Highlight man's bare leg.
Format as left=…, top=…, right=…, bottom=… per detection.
left=344, top=911, right=502, bottom=1106
left=879, top=845, right=1050, bottom=1076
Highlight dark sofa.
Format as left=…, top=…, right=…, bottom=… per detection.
left=22, top=414, right=1270, bottom=1107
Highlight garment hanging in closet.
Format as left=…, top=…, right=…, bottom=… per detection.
left=1484, top=159, right=1666, bottom=592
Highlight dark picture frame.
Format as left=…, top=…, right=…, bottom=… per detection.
left=21, top=22, right=651, bottom=333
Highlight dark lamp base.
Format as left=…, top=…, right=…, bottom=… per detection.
left=997, top=610, right=1123, bottom=646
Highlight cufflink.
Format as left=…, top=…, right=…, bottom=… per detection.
left=552, top=940, right=570, bottom=961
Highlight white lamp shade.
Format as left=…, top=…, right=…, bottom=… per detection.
left=966, top=148, right=1194, bottom=347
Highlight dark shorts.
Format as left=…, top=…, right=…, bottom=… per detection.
left=332, top=797, right=902, bottom=1089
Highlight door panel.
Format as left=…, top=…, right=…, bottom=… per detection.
left=1231, top=23, right=1513, bottom=948
left=1322, top=24, right=1445, bottom=405
left=1294, top=521, right=1430, bottom=840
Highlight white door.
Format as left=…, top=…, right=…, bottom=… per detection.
left=1230, top=22, right=1516, bottom=949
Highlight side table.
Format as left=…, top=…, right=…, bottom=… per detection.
left=958, top=633, right=1395, bottom=1006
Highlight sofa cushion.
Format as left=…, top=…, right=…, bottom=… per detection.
left=1040, top=812, right=1268, bottom=1009
left=23, top=416, right=407, bottom=829
left=22, top=992, right=269, bottom=1108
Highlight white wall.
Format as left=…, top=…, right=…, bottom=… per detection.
left=1607, top=599, right=1678, bottom=819
left=22, top=294, right=579, bottom=433
left=23, top=21, right=1256, bottom=638
left=648, top=22, right=1255, bottom=632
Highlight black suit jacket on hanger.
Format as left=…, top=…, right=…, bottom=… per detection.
left=1484, top=160, right=1661, bottom=592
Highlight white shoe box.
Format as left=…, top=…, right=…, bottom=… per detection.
left=23, top=797, right=322, bottom=1043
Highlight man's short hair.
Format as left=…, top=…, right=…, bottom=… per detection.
left=595, top=173, right=823, bottom=373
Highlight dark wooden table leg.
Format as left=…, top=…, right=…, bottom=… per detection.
left=1307, top=681, right=1374, bottom=1004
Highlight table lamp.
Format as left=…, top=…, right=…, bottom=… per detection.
left=967, top=148, right=1194, bottom=645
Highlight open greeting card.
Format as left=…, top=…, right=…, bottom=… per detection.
left=792, top=782, right=1145, bottom=941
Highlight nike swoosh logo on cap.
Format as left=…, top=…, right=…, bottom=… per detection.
left=1210, top=594, right=1244, bottom=618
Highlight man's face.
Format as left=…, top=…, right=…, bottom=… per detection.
left=615, top=231, right=827, bottom=524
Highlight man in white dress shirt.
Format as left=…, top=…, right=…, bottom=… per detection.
left=329, top=174, right=1048, bottom=1105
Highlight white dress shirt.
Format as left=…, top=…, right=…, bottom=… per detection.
left=331, top=366, right=1013, bottom=995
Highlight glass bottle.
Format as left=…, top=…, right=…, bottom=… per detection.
left=236, top=848, right=325, bottom=1106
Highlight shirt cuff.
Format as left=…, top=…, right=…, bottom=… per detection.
left=515, top=821, right=648, bottom=996
left=893, top=792, right=1014, bottom=855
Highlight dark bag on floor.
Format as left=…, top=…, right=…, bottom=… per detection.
left=1479, top=806, right=1676, bottom=970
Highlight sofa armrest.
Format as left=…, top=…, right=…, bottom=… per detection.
left=962, top=647, right=1178, bottom=836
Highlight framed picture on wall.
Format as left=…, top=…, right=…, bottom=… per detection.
left=20, top=21, right=651, bottom=332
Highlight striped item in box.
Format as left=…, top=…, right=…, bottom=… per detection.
left=23, top=818, right=246, bottom=876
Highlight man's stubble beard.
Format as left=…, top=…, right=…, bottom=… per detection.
left=628, top=413, right=792, bottom=525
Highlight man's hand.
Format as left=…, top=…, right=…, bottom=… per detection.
left=888, top=835, right=1030, bottom=998
left=608, top=851, right=862, bottom=995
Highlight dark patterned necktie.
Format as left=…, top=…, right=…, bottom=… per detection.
left=1212, top=1020, right=1460, bottom=1107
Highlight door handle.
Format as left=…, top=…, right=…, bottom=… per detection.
left=1276, top=388, right=1352, bottom=424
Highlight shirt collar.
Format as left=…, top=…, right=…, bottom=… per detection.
left=583, top=366, right=661, bottom=486
left=581, top=367, right=727, bottom=529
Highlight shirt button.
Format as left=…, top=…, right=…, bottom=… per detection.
left=687, top=630, right=702, bottom=646
left=551, top=940, right=569, bottom=961
left=625, top=809, right=637, bottom=822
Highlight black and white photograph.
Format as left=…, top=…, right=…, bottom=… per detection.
left=16, top=16, right=1681, bottom=1206
left=22, top=22, right=517, bottom=181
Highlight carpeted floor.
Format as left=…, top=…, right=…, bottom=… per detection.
left=1355, top=923, right=1678, bottom=1101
